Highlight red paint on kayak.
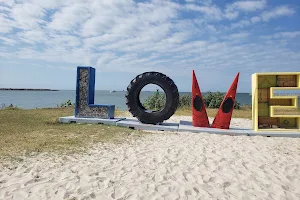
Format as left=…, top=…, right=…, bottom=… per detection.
left=192, top=70, right=210, bottom=128
left=211, top=72, right=240, bottom=129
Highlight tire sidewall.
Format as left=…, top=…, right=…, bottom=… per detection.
left=126, top=72, right=179, bottom=124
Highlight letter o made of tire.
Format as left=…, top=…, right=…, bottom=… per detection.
left=125, top=72, right=179, bottom=124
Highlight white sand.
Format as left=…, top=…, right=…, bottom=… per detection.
left=1, top=116, right=300, bottom=200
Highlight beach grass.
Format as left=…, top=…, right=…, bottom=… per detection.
left=0, top=107, right=143, bottom=158
left=0, top=106, right=252, bottom=158
left=174, top=106, right=252, bottom=119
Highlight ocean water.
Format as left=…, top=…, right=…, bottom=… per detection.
left=0, top=90, right=253, bottom=110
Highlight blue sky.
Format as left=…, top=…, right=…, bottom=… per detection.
left=0, top=0, right=299, bottom=93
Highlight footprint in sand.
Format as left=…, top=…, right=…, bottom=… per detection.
left=153, top=174, right=164, bottom=182
left=202, top=175, right=211, bottom=183
left=286, top=175, right=297, bottom=182
left=185, top=189, right=193, bottom=196
left=182, top=172, right=196, bottom=183
left=11, top=190, right=29, bottom=200
left=24, top=177, right=46, bottom=186
left=110, top=158, right=118, bottom=165
left=222, top=181, right=231, bottom=187
left=111, top=186, right=126, bottom=199
left=77, top=184, right=92, bottom=194
left=24, top=167, right=33, bottom=174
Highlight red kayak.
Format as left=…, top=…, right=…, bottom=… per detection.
left=192, top=70, right=210, bottom=127
left=211, top=73, right=240, bottom=129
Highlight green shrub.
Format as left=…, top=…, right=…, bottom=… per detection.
left=179, top=94, right=192, bottom=107
left=204, top=91, right=241, bottom=109
left=59, top=100, right=74, bottom=108
left=206, top=91, right=224, bottom=108
left=203, top=91, right=214, bottom=106
left=143, top=93, right=166, bottom=110
left=143, top=91, right=241, bottom=110
left=3, top=104, right=21, bottom=110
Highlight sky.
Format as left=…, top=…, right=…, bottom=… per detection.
left=0, top=0, right=299, bottom=93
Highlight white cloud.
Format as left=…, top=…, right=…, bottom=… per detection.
left=0, top=13, right=16, bottom=33
left=205, top=24, right=216, bottom=33
left=185, top=4, right=223, bottom=20
left=0, top=36, right=17, bottom=45
left=10, top=2, right=47, bottom=30
left=230, top=0, right=266, bottom=12
left=17, top=30, right=46, bottom=44
left=250, top=16, right=260, bottom=23
left=261, top=5, right=295, bottom=21
left=230, top=5, right=295, bottom=30
left=0, top=0, right=14, bottom=7
left=83, top=34, right=125, bottom=49
left=262, top=31, right=300, bottom=40
left=0, top=5, right=11, bottom=12
left=190, top=0, right=213, bottom=6
left=80, top=0, right=178, bottom=37
left=0, top=0, right=299, bottom=79
left=25, top=0, right=66, bottom=9
left=47, top=3, right=91, bottom=32
left=229, top=32, right=250, bottom=39
left=166, top=40, right=207, bottom=54
left=274, top=31, right=300, bottom=38
left=231, top=19, right=251, bottom=29
left=96, top=52, right=117, bottom=67
left=224, top=11, right=239, bottom=20
left=81, top=16, right=117, bottom=37
left=224, top=0, right=266, bottom=20
left=46, top=34, right=82, bottom=47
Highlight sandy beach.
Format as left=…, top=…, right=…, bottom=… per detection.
left=1, top=116, right=300, bottom=200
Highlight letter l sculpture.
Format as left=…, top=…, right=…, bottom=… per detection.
left=75, top=66, right=115, bottom=119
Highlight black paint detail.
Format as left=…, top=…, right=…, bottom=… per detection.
left=222, top=97, right=234, bottom=114
left=193, top=95, right=203, bottom=112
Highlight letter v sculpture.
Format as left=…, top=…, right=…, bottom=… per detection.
left=192, top=71, right=240, bottom=129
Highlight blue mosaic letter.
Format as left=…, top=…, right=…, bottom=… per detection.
left=75, top=66, right=115, bottom=119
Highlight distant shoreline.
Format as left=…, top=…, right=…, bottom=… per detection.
left=0, top=88, right=59, bottom=91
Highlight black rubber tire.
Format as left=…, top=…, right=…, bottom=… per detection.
left=125, top=72, right=179, bottom=124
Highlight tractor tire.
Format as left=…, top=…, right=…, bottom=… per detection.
left=125, top=72, right=179, bottom=124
